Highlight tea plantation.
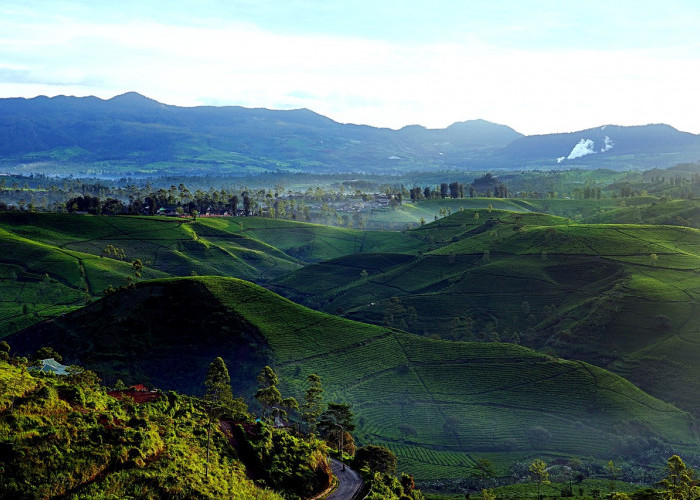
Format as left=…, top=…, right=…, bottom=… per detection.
left=8, top=276, right=697, bottom=480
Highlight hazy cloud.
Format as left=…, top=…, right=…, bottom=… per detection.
left=1, top=1, right=700, bottom=134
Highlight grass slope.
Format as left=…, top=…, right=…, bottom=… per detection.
left=275, top=209, right=700, bottom=417
left=8, top=277, right=697, bottom=480
left=0, top=212, right=302, bottom=281
left=0, top=223, right=169, bottom=335
left=368, top=197, right=700, bottom=230
left=0, top=212, right=428, bottom=336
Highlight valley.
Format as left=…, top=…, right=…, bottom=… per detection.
left=2, top=97, right=700, bottom=498
left=2, top=190, right=700, bottom=492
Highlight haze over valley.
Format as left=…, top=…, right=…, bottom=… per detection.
left=3, top=1, right=700, bottom=498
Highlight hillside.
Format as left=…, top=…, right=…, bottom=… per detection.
left=274, top=209, right=700, bottom=417
left=0, top=93, right=521, bottom=175
left=2, top=93, right=700, bottom=175
left=500, top=124, right=700, bottom=169
left=0, top=212, right=426, bottom=335
left=0, top=353, right=345, bottom=499
left=8, top=276, right=697, bottom=480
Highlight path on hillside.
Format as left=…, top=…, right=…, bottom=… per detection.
left=326, top=459, right=363, bottom=500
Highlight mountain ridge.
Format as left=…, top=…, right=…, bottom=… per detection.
left=2, top=92, right=700, bottom=174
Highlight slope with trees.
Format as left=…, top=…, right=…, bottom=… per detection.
left=7, top=276, right=697, bottom=481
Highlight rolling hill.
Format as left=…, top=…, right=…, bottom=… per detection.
left=0, top=212, right=427, bottom=335
left=7, top=276, right=698, bottom=480
left=273, top=209, right=700, bottom=417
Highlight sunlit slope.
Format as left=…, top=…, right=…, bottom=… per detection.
left=275, top=210, right=700, bottom=415
left=0, top=213, right=429, bottom=336
left=0, top=359, right=284, bottom=499
left=0, top=225, right=168, bottom=334
left=0, top=212, right=302, bottom=281
left=579, top=198, right=700, bottom=227
left=381, top=197, right=700, bottom=230
left=217, top=217, right=429, bottom=261
left=10, top=277, right=697, bottom=480
left=363, top=198, right=533, bottom=228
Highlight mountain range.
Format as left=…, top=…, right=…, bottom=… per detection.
left=2, top=92, right=700, bottom=176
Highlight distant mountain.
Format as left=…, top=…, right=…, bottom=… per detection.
left=0, top=92, right=699, bottom=175
left=0, top=93, right=521, bottom=175
left=500, top=124, right=700, bottom=168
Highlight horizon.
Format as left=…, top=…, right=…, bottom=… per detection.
left=2, top=90, right=695, bottom=137
left=2, top=1, right=700, bottom=135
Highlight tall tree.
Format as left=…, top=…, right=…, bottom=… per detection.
left=301, top=373, right=324, bottom=433
left=607, top=460, right=620, bottom=495
left=203, top=356, right=234, bottom=478
left=205, top=357, right=233, bottom=408
left=353, top=445, right=397, bottom=475
left=318, top=402, right=355, bottom=435
left=659, top=455, right=699, bottom=500
left=255, top=365, right=282, bottom=418
left=529, top=459, right=550, bottom=500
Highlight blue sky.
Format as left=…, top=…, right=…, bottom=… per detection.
left=2, top=0, right=700, bottom=134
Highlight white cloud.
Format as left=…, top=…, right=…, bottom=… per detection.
left=567, top=139, right=597, bottom=160
left=601, top=135, right=614, bottom=152
left=1, top=12, right=700, bottom=135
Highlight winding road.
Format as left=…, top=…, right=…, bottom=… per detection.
left=326, top=458, right=364, bottom=500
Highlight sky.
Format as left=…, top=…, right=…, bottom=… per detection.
left=2, top=0, right=700, bottom=135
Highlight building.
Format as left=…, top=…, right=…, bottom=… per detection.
left=30, top=358, right=69, bottom=376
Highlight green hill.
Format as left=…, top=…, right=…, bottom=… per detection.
left=0, top=212, right=427, bottom=336
left=8, top=276, right=697, bottom=480
left=579, top=198, right=700, bottom=227
left=274, top=209, right=700, bottom=417
left=371, top=197, right=700, bottom=230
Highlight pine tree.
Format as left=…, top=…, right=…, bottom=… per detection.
left=255, top=365, right=282, bottom=418
left=205, top=357, right=233, bottom=408
left=301, top=373, right=324, bottom=433
left=529, top=459, right=550, bottom=500
left=660, top=455, right=699, bottom=500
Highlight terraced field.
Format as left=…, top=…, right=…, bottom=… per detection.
left=0, top=213, right=427, bottom=335
left=8, top=277, right=697, bottom=480
left=365, top=196, right=700, bottom=230
left=274, top=209, right=700, bottom=416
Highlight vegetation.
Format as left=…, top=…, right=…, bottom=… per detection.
left=275, top=208, right=700, bottom=418
left=3, top=162, right=700, bottom=491
left=0, top=356, right=284, bottom=499
left=6, top=276, right=697, bottom=482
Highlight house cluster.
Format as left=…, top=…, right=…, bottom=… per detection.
left=141, top=206, right=247, bottom=217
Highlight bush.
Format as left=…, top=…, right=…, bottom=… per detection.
left=353, top=445, right=397, bottom=475
left=57, top=385, right=85, bottom=406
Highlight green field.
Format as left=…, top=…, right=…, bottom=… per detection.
left=3, top=204, right=700, bottom=481
left=274, top=209, right=700, bottom=417
left=0, top=213, right=428, bottom=335
left=8, top=277, right=697, bottom=480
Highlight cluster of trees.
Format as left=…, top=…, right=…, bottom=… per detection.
left=60, top=186, right=323, bottom=222
left=2, top=347, right=243, bottom=498
left=3, top=347, right=422, bottom=499
left=469, top=455, right=699, bottom=500
left=204, top=359, right=422, bottom=498
left=406, top=176, right=510, bottom=202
